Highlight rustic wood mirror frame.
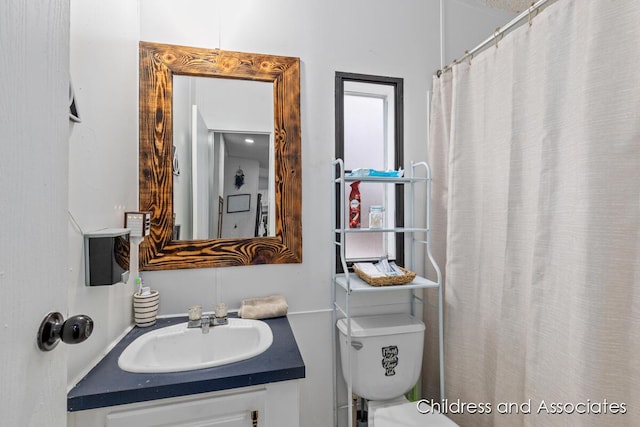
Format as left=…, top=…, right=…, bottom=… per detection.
left=139, top=41, right=302, bottom=270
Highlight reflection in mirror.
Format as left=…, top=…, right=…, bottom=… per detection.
left=138, top=42, right=302, bottom=270
left=172, top=76, right=275, bottom=240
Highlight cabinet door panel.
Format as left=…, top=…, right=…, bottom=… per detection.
left=106, top=390, right=264, bottom=427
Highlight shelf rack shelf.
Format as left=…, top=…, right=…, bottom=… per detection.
left=333, top=227, right=429, bottom=234
left=334, top=273, right=439, bottom=294
left=337, top=175, right=430, bottom=183
left=330, top=158, right=444, bottom=427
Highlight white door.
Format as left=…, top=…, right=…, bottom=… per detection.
left=0, top=1, right=70, bottom=425
left=192, top=105, right=211, bottom=239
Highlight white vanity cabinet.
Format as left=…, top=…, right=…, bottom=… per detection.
left=68, top=381, right=299, bottom=427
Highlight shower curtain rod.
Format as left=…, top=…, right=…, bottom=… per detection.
left=436, top=0, right=559, bottom=76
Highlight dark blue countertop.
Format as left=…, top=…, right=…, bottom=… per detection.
left=68, top=316, right=305, bottom=412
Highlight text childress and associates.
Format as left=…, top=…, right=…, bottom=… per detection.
left=416, top=399, right=627, bottom=415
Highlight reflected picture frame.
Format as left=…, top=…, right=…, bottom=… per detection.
left=227, top=194, right=251, bottom=213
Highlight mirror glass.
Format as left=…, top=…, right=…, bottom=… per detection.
left=172, top=76, right=275, bottom=240
left=139, top=42, right=301, bottom=270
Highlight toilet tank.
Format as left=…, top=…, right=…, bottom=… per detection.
left=337, top=313, right=425, bottom=401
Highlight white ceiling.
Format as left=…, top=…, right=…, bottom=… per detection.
left=485, top=0, right=533, bottom=13
left=221, top=132, right=270, bottom=171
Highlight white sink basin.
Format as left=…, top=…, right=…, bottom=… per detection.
left=118, top=318, right=273, bottom=373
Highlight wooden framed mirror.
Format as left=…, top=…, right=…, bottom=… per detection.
left=139, top=41, right=301, bottom=270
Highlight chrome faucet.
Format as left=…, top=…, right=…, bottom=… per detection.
left=201, top=315, right=210, bottom=333
left=187, top=315, right=213, bottom=333
left=186, top=304, right=228, bottom=334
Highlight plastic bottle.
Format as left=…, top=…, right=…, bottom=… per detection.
left=349, top=181, right=361, bottom=228
left=369, top=205, right=385, bottom=229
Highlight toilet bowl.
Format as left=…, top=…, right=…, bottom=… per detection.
left=370, top=398, right=458, bottom=427
left=337, top=313, right=457, bottom=426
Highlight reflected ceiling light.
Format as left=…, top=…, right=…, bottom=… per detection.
left=245, top=138, right=254, bottom=144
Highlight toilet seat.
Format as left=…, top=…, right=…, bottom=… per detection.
left=370, top=401, right=458, bottom=427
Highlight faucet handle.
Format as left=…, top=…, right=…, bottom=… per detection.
left=188, top=304, right=202, bottom=321
left=214, top=303, right=228, bottom=326
left=214, top=303, right=227, bottom=318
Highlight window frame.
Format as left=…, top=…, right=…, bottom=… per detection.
left=334, top=71, right=405, bottom=274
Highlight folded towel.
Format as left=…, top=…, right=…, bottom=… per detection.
left=239, top=295, right=288, bottom=320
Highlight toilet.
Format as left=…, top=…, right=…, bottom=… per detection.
left=337, top=313, right=457, bottom=426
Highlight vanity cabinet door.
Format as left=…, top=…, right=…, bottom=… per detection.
left=68, top=381, right=300, bottom=427
left=104, top=389, right=264, bottom=427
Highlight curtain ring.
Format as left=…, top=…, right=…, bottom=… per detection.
left=528, top=3, right=539, bottom=26
left=464, top=50, right=473, bottom=66
left=493, top=27, right=502, bottom=48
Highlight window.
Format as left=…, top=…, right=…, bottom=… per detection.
left=335, top=72, right=404, bottom=272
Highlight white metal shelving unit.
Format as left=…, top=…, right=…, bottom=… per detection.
left=331, top=158, right=444, bottom=427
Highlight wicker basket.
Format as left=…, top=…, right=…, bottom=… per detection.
left=352, top=264, right=416, bottom=287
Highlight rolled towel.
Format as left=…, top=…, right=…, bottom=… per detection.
left=239, top=295, right=288, bottom=320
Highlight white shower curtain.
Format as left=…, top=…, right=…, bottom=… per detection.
left=427, top=1, right=640, bottom=426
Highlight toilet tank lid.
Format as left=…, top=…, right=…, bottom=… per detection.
left=337, top=313, right=425, bottom=338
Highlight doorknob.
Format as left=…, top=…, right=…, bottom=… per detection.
left=37, top=312, right=94, bottom=351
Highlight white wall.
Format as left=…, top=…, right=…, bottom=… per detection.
left=67, top=0, right=139, bottom=384
left=66, top=0, right=515, bottom=425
